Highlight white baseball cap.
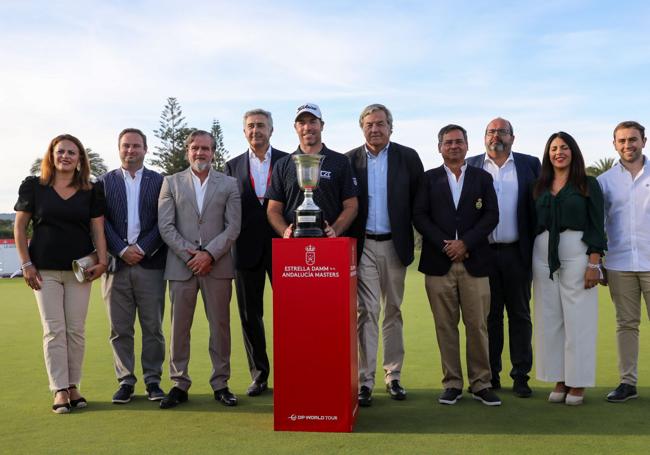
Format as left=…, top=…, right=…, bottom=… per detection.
left=294, top=103, right=322, bottom=122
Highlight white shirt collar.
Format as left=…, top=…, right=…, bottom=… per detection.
left=248, top=146, right=272, bottom=162
left=121, top=166, right=144, bottom=179
left=484, top=152, right=514, bottom=167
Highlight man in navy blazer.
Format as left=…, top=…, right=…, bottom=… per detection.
left=347, top=104, right=424, bottom=406
left=225, top=109, right=287, bottom=397
left=466, top=118, right=541, bottom=397
left=100, top=128, right=167, bottom=404
left=414, top=124, right=501, bottom=406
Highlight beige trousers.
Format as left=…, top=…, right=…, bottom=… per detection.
left=425, top=262, right=492, bottom=392
left=607, top=270, right=650, bottom=385
left=533, top=230, right=598, bottom=388
left=33, top=270, right=92, bottom=391
left=357, top=238, right=407, bottom=389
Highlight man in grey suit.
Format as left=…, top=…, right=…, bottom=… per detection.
left=101, top=128, right=167, bottom=404
left=158, top=130, right=241, bottom=408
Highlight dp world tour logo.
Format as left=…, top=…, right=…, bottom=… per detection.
left=305, top=245, right=316, bottom=265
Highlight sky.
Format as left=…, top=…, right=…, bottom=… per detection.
left=1, top=0, right=649, bottom=212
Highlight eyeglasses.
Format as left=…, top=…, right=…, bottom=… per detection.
left=486, top=129, right=511, bottom=136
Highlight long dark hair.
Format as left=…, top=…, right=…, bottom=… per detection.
left=533, top=131, right=588, bottom=199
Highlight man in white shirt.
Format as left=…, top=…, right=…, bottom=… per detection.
left=158, top=130, right=241, bottom=409
left=414, top=124, right=501, bottom=406
left=598, top=120, right=649, bottom=403
left=225, top=109, right=287, bottom=397
left=466, top=118, right=541, bottom=397
left=101, top=128, right=167, bottom=404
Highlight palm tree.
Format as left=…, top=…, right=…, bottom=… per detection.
left=586, top=157, right=615, bottom=177
left=30, top=148, right=108, bottom=179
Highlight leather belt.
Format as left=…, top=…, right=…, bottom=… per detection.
left=366, top=232, right=392, bottom=241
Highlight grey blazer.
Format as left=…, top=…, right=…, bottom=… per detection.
left=158, top=167, right=241, bottom=281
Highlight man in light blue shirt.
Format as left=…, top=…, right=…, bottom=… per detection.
left=347, top=104, right=424, bottom=407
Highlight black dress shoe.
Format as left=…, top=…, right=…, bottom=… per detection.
left=513, top=378, right=532, bottom=398
left=386, top=380, right=407, bottom=400
left=214, top=387, right=238, bottom=406
left=358, top=386, right=373, bottom=407
left=160, top=387, right=188, bottom=409
left=247, top=381, right=268, bottom=397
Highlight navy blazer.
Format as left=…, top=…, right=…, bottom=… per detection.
left=99, top=167, right=166, bottom=271
left=465, top=152, right=541, bottom=269
left=346, top=142, right=424, bottom=267
left=225, top=147, right=288, bottom=270
left=414, top=165, right=499, bottom=277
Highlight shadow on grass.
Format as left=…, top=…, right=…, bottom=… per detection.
left=353, top=387, right=650, bottom=435
left=71, top=391, right=275, bottom=415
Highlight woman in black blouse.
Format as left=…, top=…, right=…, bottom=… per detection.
left=14, top=134, right=108, bottom=414
left=532, top=132, right=606, bottom=406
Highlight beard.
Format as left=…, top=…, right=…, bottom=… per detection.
left=489, top=142, right=505, bottom=154
left=192, top=161, right=210, bottom=172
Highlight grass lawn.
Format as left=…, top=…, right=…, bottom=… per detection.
left=1, top=261, right=649, bottom=454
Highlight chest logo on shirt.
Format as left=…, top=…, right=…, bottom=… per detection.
left=475, top=198, right=483, bottom=209
left=320, top=170, right=332, bottom=179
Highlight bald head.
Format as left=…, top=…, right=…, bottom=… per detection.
left=484, top=117, right=515, bottom=161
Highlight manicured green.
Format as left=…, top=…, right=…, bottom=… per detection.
left=1, top=265, right=649, bottom=454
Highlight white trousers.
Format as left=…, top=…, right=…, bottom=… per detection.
left=532, top=230, right=598, bottom=388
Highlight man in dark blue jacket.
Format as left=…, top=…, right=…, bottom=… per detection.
left=414, top=124, right=500, bottom=406
left=466, top=118, right=541, bottom=397
left=100, top=128, right=167, bottom=404
left=225, top=109, right=287, bottom=397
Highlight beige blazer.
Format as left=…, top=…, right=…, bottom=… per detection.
left=158, top=167, right=241, bottom=281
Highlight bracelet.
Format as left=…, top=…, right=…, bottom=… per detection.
left=587, top=263, right=601, bottom=270
left=21, top=261, right=33, bottom=270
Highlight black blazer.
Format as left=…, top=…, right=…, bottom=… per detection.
left=414, top=165, right=499, bottom=277
left=225, top=147, right=288, bottom=270
left=99, top=167, right=166, bottom=271
left=465, top=152, right=541, bottom=269
left=346, top=142, right=424, bottom=267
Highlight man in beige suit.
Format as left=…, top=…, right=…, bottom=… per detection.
left=158, top=130, right=241, bottom=408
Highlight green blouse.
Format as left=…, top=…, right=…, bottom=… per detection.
left=534, top=176, right=606, bottom=278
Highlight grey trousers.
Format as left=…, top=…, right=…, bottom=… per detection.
left=102, top=265, right=166, bottom=386
left=168, top=276, right=232, bottom=391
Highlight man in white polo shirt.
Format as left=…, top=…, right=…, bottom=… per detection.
left=598, top=120, right=649, bottom=403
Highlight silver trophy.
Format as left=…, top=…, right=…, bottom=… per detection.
left=292, top=154, right=325, bottom=237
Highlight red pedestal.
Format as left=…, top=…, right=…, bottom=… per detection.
left=273, top=237, right=358, bottom=432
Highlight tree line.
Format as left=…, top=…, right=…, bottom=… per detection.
left=29, top=97, right=229, bottom=178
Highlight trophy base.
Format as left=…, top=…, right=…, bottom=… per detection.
left=293, top=209, right=324, bottom=238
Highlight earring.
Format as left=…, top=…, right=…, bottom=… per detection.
left=76, top=163, right=81, bottom=172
